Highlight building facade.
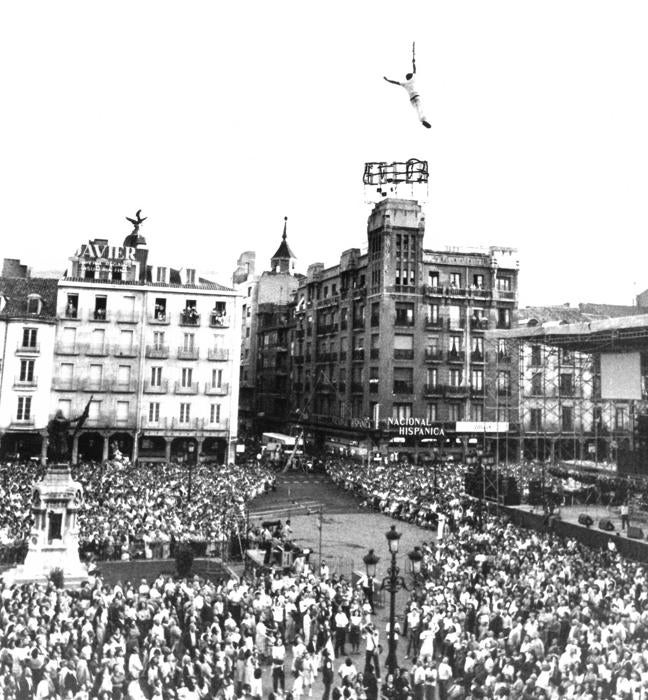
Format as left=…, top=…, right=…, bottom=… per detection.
left=0, top=260, right=58, bottom=461
left=51, top=229, right=241, bottom=465
left=287, top=198, right=519, bottom=458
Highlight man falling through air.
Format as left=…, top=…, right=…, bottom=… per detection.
left=384, top=43, right=431, bottom=129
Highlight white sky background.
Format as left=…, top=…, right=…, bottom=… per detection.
left=1, top=1, right=647, bottom=307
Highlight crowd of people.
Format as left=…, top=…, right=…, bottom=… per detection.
left=0, top=460, right=276, bottom=564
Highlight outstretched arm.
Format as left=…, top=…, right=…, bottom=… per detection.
left=412, top=41, right=416, bottom=74
left=383, top=76, right=401, bottom=86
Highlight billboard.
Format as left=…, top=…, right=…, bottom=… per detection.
left=600, top=352, right=642, bottom=400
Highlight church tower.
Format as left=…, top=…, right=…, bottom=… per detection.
left=270, top=217, right=296, bottom=274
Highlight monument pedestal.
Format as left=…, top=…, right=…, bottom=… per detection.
left=2, top=464, right=88, bottom=588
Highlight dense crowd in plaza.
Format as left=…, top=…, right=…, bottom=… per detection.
left=3, top=455, right=648, bottom=698
left=0, top=461, right=275, bottom=564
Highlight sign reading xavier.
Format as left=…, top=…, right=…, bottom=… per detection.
left=75, top=242, right=137, bottom=261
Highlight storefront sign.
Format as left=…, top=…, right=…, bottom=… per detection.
left=75, top=243, right=137, bottom=261
left=386, top=418, right=446, bottom=437
left=455, top=421, right=509, bottom=433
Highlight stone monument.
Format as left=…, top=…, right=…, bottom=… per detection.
left=2, top=406, right=90, bottom=588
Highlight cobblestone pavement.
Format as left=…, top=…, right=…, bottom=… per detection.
left=248, top=471, right=437, bottom=697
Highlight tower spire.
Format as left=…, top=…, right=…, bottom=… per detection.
left=283, top=216, right=287, bottom=240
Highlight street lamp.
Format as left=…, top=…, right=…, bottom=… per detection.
left=362, top=548, right=380, bottom=612
left=187, top=442, right=196, bottom=503
left=408, top=546, right=423, bottom=584
left=383, top=525, right=405, bottom=676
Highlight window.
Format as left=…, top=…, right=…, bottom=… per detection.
left=395, top=303, right=414, bottom=326
left=154, top=298, right=167, bottom=320
left=531, top=345, right=542, bottom=366
left=393, top=367, right=413, bottom=393
left=153, top=331, right=165, bottom=349
left=497, top=276, right=512, bottom=291
left=186, top=269, right=196, bottom=285
left=560, top=373, right=573, bottom=396
left=182, top=368, right=193, bottom=387
left=156, top=267, right=167, bottom=283
left=450, top=272, right=461, bottom=288
left=183, top=333, right=195, bottom=350
left=180, top=403, right=191, bottom=423
left=497, top=371, right=510, bottom=393
left=27, top=296, right=41, bottom=314
left=22, top=328, right=38, bottom=348
left=473, top=274, right=484, bottom=289
left=448, top=305, right=461, bottom=329
left=19, top=359, right=35, bottom=382
left=58, top=399, right=71, bottom=417
left=394, top=334, right=414, bottom=359
left=530, top=408, right=542, bottom=431
left=210, top=404, right=221, bottom=423
left=65, top=294, right=78, bottom=319
left=531, top=372, right=543, bottom=395
left=562, top=406, right=573, bottom=431
left=449, top=369, right=463, bottom=387
left=212, top=368, right=223, bottom=388
left=562, top=348, right=573, bottom=363
left=497, top=308, right=511, bottom=329
left=211, top=301, right=227, bottom=325
left=94, top=296, right=107, bottom=320
left=497, top=339, right=509, bottom=360
left=89, top=364, right=103, bottom=388
left=183, top=300, right=199, bottom=324
left=116, top=401, right=130, bottom=424
left=371, top=302, right=380, bottom=326
left=117, top=366, right=131, bottom=388
left=471, top=336, right=484, bottom=358
left=428, top=271, right=439, bottom=288
left=426, top=304, right=439, bottom=325
left=392, top=403, right=412, bottom=421
left=59, top=364, right=73, bottom=386
left=448, top=335, right=462, bottom=357
left=151, top=367, right=162, bottom=386
left=471, top=404, right=483, bottom=421
left=369, top=367, right=379, bottom=392
left=471, top=369, right=483, bottom=391
left=447, top=404, right=463, bottom=421
left=426, top=368, right=438, bottom=387
left=615, top=407, right=627, bottom=430
left=426, top=403, right=437, bottom=422
left=149, top=402, right=160, bottom=422
left=17, top=397, right=31, bottom=421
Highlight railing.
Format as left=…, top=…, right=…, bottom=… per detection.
left=351, top=382, right=364, bottom=393
left=205, top=419, right=230, bottom=431
left=146, top=345, right=169, bottom=359
left=148, top=312, right=170, bottom=325
left=115, top=311, right=139, bottom=323
left=112, top=381, right=137, bottom=393
left=207, top=348, right=229, bottom=361
left=143, top=380, right=169, bottom=394
left=470, top=318, right=490, bottom=331
left=424, top=349, right=443, bottom=362
left=425, top=319, right=443, bottom=329
left=205, top=382, right=229, bottom=395
left=352, top=319, right=365, bottom=329
left=86, top=344, right=109, bottom=357
left=86, top=411, right=137, bottom=428
left=16, top=342, right=40, bottom=354
left=113, top=345, right=139, bottom=358
left=423, top=384, right=443, bottom=396
left=443, top=384, right=470, bottom=397
left=497, top=386, right=512, bottom=397
left=177, top=346, right=199, bottom=360
left=394, top=318, right=415, bottom=327
left=470, top=351, right=485, bottom=363
left=90, top=310, right=109, bottom=322
left=497, top=352, right=512, bottom=364
left=209, top=314, right=230, bottom=328
left=317, top=324, right=339, bottom=335
left=423, top=284, right=443, bottom=296
left=174, top=381, right=199, bottom=395
left=494, top=289, right=516, bottom=301
left=394, top=349, right=414, bottom=360
left=352, top=349, right=365, bottom=361
left=13, top=376, right=37, bottom=388
left=470, top=385, right=484, bottom=396
left=55, top=343, right=81, bottom=355
left=316, top=352, right=338, bottom=362
left=393, top=381, right=414, bottom=394
left=447, top=351, right=466, bottom=363
left=140, top=416, right=170, bottom=430
left=61, top=308, right=80, bottom=320
left=180, top=311, right=201, bottom=326
left=10, top=418, right=35, bottom=428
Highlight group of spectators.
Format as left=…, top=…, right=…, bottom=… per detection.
left=0, top=460, right=276, bottom=564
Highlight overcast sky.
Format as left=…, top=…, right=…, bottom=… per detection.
left=1, top=1, right=647, bottom=307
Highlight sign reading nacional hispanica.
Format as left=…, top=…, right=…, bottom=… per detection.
left=386, top=418, right=446, bottom=437
left=75, top=242, right=137, bottom=261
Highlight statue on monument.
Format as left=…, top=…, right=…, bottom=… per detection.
left=47, top=399, right=92, bottom=463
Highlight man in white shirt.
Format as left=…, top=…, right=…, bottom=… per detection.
left=383, top=47, right=431, bottom=129
left=363, top=623, right=380, bottom=679
left=333, top=606, right=349, bottom=658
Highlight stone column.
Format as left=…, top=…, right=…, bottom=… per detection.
left=101, top=433, right=110, bottom=463
left=196, top=438, right=205, bottom=463
left=71, top=434, right=80, bottom=465
left=165, top=438, right=172, bottom=463
left=131, top=432, right=139, bottom=464
left=40, top=431, right=48, bottom=467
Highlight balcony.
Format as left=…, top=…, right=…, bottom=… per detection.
left=175, top=381, right=199, bottom=395
left=16, top=342, right=40, bottom=355
left=497, top=352, right=512, bottom=364
left=316, top=352, right=338, bottom=363
left=351, top=382, right=364, bottom=393
left=446, top=286, right=469, bottom=298
left=180, top=311, right=201, bottom=326
left=470, top=351, right=485, bottom=363
left=207, top=348, right=229, bottom=361
left=370, top=348, right=379, bottom=360
left=209, top=314, right=230, bottom=328
left=112, top=381, right=137, bottom=393
left=13, top=376, right=38, bottom=388
left=10, top=418, right=35, bottom=428
left=146, top=345, right=169, bottom=359
left=393, top=381, right=414, bottom=395
left=470, top=318, right=490, bottom=331
left=447, top=351, right=466, bottom=363
left=352, top=319, right=365, bottom=330
left=140, top=416, right=169, bottom=430
left=205, top=418, right=230, bottom=432
left=305, top=354, right=312, bottom=362
left=148, top=312, right=170, bottom=325
left=470, top=385, right=485, bottom=397
left=425, top=319, right=443, bottom=330
left=446, top=319, right=464, bottom=331
left=423, top=384, right=443, bottom=396
left=423, top=284, right=444, bottom=297
left=79, top=379, right=107, bottom=392
left=55, top=343, right=81, bottom=355
left=444, top=384, right=470, bottom=397
left=424, top=349, right=443, bottom=362
left=90, top=309, right=109, bottom=322
left=493, top=289, right=517, bottom=302
left=352, top=349, right=365, bottom=361
left=177, top=346, right=199, bottom=360
left=143, top=380, right=169, bottom=394
left=497, top=386, right=512, bottom=397
left=113, top=345, right=139, bottom=358
left=115, top=311, right=139, bottom=324
left=170, top=417, right=206, bottom=431
left=61, top=308, right=80, bottom=320
left=86, top=344, right=109, bottom=357
left=86, top=411, right=137, bottom=429
left=52, top=378, right=76, bottom=391
left=205, top=382, right=229, bottom=396
left=317, top=324, right=339, bottom=335
left=394, top=318, right=415, bottom=328
left=394, top=349, right=414, bottom=361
